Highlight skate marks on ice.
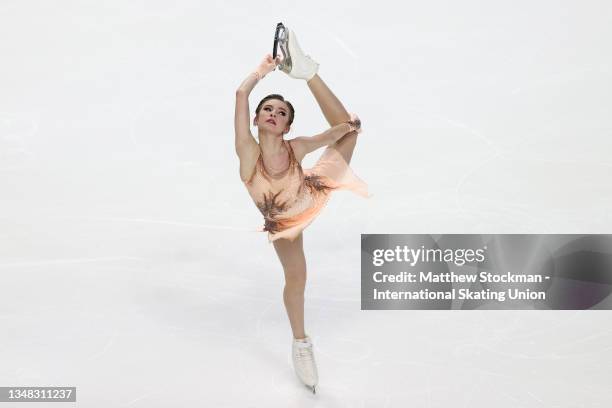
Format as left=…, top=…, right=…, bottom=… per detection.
left=0, top=256, right=145, bottom=270
left=255, top=297, right=612, bottom=405
left=126, top=78, right=220, bottom=163
left=509, top=63, right=611, bottom=96
left=327, top=31, right=358, bottom=60
left=0, top=112, right=39, bottom=170
left=84, top=331, right=118, bottom=362
left=367, top=105, right=612, bottom=232
left=52, top=215, right=253, bottom=233
left=364, top=107, right=516, bottom=230
left=353, top=313, right=611, bottom=407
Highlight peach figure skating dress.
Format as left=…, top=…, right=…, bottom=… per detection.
left=243, top=139, right=369, bottom=242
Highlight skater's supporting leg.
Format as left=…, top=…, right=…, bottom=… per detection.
left=307, top=74, right=358, bottom=165
left=273, top=233, right=307, bottom=340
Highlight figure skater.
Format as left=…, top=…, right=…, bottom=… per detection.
left=234, top=24, right=368, bottom=393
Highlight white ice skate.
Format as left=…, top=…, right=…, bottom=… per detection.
left=292, top=336, right=319, bottom=394
left=274, top=23, right=319, bottom=81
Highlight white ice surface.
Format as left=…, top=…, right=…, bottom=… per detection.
left=1, top=1, right=611, bottom=407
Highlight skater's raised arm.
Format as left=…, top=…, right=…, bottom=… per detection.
left=291, top=116, right=361, bottom=160
left=235, top=54, right=280, bottom=181
left=234, top=73, right=258, bottom=152
left=235, top=54, right=279, bottom=147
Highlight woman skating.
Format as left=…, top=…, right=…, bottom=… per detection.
left=234, top=24, right=368, bottom=393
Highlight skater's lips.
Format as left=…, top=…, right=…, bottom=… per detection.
left=266, top=119, right=277, bottom=125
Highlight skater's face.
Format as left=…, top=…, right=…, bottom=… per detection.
left=255, top=100, right=291, bottom=135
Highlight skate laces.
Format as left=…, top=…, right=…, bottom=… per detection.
left=295, top=346, right=313, bottom=361
left=294, top=341, right=314, bottom=361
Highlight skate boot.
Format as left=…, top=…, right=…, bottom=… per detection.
left=292, top=335, right=319, bottom=394
left=273, top=23, right=319, bottom=81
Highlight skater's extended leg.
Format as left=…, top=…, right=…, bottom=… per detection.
left=307, top=74, right=358, bottom=165
left=279, top=26, right=359, bottom=165
left=273, top=233, right=307, bottom=340
left=307, top=74, right=350, bottom=126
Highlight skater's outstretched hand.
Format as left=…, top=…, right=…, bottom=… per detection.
left=256, top=54, right=282, bottom=78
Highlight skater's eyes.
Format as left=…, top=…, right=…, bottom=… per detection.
left=263, top=106, right=287, bottom=116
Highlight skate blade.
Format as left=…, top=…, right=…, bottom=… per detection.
left=272, top=22, right=286, bottom=60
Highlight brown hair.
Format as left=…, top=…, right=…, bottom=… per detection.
left=255, top=94, right=295, bottom=127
